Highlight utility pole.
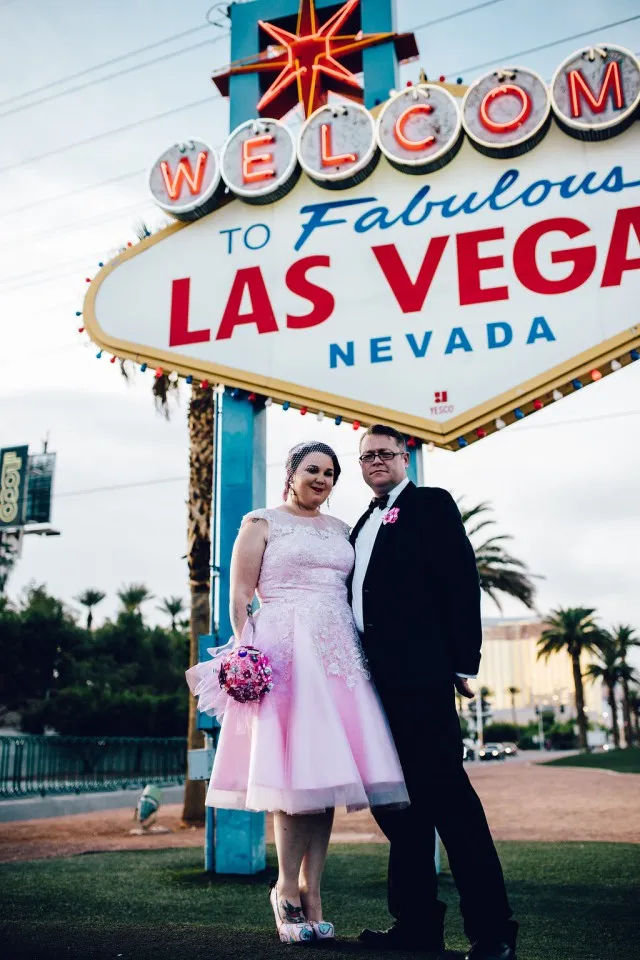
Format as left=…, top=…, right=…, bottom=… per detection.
left=475, top=691, right=484, bottom=748
left=537, top=704, right=544, bottom=751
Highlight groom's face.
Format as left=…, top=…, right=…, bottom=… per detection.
left=359, top=434, right=409, bottom=495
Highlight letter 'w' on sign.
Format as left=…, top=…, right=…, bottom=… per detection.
left=160, top=152, right=208, bottom=200
left=372, top=238, right=449, bottom=313
left=568, top=61, right=624, bottom=117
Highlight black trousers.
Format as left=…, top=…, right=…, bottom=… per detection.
left=372, top=687, right=518, bottom=947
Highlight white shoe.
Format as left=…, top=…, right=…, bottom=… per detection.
left=269, top=886, right=315, bottom=944
left=311, top=921, right=335, bottom=940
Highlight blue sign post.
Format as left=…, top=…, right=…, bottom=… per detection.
left=193, top=0, right=418, bottom=875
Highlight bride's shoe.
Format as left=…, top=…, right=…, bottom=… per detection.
left=269, top=883, right=315, bottom=944
left=310, top=921, right=335, bottom=940
left=299, top=892, right=335, bottom=941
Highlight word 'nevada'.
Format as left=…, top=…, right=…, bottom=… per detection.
left=168, top=208, right=640, bottom=346
left=149, top=43, right=640, bottom=220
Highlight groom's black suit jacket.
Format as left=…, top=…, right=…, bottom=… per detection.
left=349, top=482, right=482, bottom=711
left=348, top=484, right=515, bottom=942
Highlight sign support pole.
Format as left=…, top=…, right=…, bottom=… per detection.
left=208, top=393, right=267, bottom=874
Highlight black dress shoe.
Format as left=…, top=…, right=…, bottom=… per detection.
left=359, top=924, right=445, bottom=952
left=465, top=942, right=516, bottom=960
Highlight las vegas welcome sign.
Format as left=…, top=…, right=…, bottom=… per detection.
left=84, top=42, right=640, bottom=449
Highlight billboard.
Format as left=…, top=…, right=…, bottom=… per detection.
left=83, top=40, right=640, bottom=449
left=25, top=453, right=56, bottom=525
left=0, top=447, right=28, bottom=529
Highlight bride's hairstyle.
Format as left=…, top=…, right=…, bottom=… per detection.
left=283, top=441, right=342, bottom=501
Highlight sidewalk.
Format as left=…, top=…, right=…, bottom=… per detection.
left=0, top=784, right=185, bottom=823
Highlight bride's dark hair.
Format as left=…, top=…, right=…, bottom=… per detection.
left=283, top=441, right=341, bottom=501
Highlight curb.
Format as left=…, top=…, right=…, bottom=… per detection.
left=0, top=784, right=185, bottom=823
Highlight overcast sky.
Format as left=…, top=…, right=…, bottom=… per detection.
left=1, top=0, right=640, bottom=660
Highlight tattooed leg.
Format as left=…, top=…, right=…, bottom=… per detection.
left=273, top=811, right=316, bottom=916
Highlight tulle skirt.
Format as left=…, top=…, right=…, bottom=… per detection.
left=186, top=615, right=409, bottom=816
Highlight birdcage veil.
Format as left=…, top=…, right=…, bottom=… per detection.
left=282, top=441, right=342, bottom=501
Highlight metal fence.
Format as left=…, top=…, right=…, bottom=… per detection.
left=0, top=735, right=187, bottom=798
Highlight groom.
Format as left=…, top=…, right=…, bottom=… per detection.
left=349, top=424, right=517, bottom=959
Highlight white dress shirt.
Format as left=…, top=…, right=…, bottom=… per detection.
left=351, top=476, right=476, bottom=679
left=351, top=477, right=410, bottom=633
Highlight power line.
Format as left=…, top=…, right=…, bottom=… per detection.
left=447, top=15, right=640, bottom=77
left=0, top=169, right=147, bottom=220
left=0, top=23, right=217, bottom=109
left=0, top=199, right=155, bottom=251
left=410, top=0, right=506, bottom=35
left=55, top=475, right=189, bottom=499
left=0, top=95, right=215, bottom=175
left=44, top=407, right=640, bottom=503
left=0, top=35, right=228, bottom=120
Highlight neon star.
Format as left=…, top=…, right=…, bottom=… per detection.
left=212, top=0, right=418, bottom=119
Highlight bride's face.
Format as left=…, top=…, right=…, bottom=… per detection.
left=290, top=453, right=335, bottom=508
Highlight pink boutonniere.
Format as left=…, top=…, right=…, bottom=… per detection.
left=382, top=507, right=400, bottom=525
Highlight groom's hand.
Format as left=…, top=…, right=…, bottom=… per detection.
left=454, top=676, right=474, bottom=698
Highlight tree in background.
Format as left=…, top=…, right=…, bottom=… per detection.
left=506, top=685, right=520, bottom=726
left=538, top=607, right=600, bottom=752
left=586, top=633, right=637, bottom=749
left=116, top=583, right=154, bottom=615
left=75, top=589, right=106, bottom=630
left=628, top=687, right=640, bottom=742
left=0, top=532, right=18, bottom=595
left=458, top=500, right=538, bottom=611
left=158, top=596, right=187, bottom=633
left=119, top=235, right=214, bottom=823
left=0, top=584, right=85, bottom=725
left=4, top=583, right=191, bottom=737
left=183, top=384, right=215, bottom=825
left=604, top=625, right=639, bottom=746
left=483, top=722, right=520, bottom=744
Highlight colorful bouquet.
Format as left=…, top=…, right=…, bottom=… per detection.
left=218, top=645, right=274, bottom=703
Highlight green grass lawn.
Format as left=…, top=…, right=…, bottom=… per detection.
left=544, top=748, right=640, bottom=774
left=0, top=842, right=638, bottom=960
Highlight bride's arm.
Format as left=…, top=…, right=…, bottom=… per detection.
left=229, top=517, right=268, bottom=641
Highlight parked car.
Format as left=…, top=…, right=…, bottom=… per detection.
left=502, top=742, right=518, bottom=757
left=478, top=742, right=506, bottom=761
left=463, top=739, right=476, bottom=761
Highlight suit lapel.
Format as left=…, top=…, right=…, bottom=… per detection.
left=349, top=509, right=370, bottom=548
left=364, top=481, right=416, bottom=584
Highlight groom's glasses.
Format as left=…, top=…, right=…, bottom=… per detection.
left=359, top=451, right=404, bottom=464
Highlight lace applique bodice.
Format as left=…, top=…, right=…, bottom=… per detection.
left=244, top=508, right=368, bottom=688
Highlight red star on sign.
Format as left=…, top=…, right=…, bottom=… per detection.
left=212, top=0, right=418, bottom=119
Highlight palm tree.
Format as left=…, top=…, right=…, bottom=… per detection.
left=458, top=500, right=538, bottom=611
left=158, top=596, right=187, bottom=632
left=183, top=383, right=215, bottom=824
left=75, top=589, right=106, bottom=630
left=617, top=662, right=640, bottom=746
left=628, top=687, right=640, bottom=742
left=506, top=686, right=520, bottom=726
left=586, top=635, right=625, bottom=748
left=118, top=223, right=215, bottom=825
left=537, top=607, right=600, bottom=751
left=116, top=583, right=154, bottom=616
left=605, top=625, right=640, bottom=746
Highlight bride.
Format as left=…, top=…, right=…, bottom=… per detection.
left=187, top=441, right=407, bottom=944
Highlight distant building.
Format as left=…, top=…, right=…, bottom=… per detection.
left=477, top=617, right=604, bottom=724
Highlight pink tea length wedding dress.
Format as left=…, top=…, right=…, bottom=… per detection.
left=186, top=509, right=408, bottom=815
